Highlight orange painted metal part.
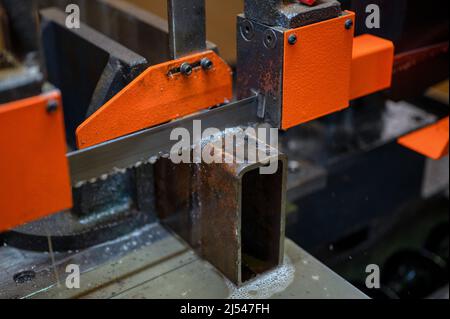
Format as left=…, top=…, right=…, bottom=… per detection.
left=282, top=12, right=355, bottom=130
left=350, top=34, right=394, bottom=100
left=0, top=91, right=72, bottom=232
left=398, top=117, right=449, bottom=160
left=76, top=50, right=233, bottom=149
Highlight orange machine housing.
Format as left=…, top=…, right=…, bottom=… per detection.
left=76, top=50, right=233, bottom=149
left=350, top=34, right=394, bottom=100
left=282, top=11, right=394, bottom=130
left=398, top=117, right=449, bottom=160
left=0, top=91, right=72, bottom=232
left=282, top=12, right=355, bottom=129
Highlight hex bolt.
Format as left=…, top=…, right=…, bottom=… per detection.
left=47, top=100, right=58, bottom=113
left=345, top=19, right=354, bottom=30
left=200, top=58, right=213, bottom=70
left=288, top=34, right=298, bottom=45
left=180, top=62, right=193, bottom=76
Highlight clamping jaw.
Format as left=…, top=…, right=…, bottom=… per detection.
left=238, top=0, right=395, bottom=129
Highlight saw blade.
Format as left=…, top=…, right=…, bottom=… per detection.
left=68, top=96, right=260, bottom=186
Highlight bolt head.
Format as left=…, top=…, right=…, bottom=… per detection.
left=180, top=62, right=193, bottom=76
left=240, top=20, right=255, bottom=41
left=288, top=34, right=298, bottom=45
left=345, top=19, right=354, bottom=30
left=263, top=29, right=278, bottom=49
left=47, top=100, right=58, bottom=113
left=201, top=58, right=213, bottom=70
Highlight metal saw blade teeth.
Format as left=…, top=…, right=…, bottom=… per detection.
left=73, top=153, right=166, bottom=188
left=68, top=96, right=259, bottom=187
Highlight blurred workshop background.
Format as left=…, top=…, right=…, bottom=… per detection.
left=126, top=0, right=242, bottom=64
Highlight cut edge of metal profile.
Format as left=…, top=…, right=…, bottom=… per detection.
left=155, top=131, right=287, bottom=286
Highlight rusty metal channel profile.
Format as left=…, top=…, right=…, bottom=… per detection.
left=155, top=132, right=287, bottom=285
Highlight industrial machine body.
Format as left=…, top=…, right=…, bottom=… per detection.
left=0, top=0, right=448, bottom=300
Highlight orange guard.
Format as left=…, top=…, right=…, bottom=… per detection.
left=398, top=117, right=449, bottom=160
left=76, top=51, right=233, bottom=149
left=282, top=11, right=394, bottom=130
left=0, top=91, right=72, bottom=232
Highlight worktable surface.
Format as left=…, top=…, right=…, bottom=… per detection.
left=1, top=223, right=367, bottom=299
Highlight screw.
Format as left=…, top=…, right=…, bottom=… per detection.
left=180, top=62, right=193, bottom=76
left=200, top=58, right=213, bottom=70
left=288, top=34, right=298, bottom=45
left=240, top=20, right=255, bottom=41
left=263, top=29, right=277, bottom=49
left=345, top=19, right=353, bottom=30
left=47, top=100, right=58, bottom=113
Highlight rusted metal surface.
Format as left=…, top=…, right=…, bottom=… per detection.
left=390, top=42, right=449, bottom=100
left=243, top=0, right=341, bottom=29
left=236, top=15, right=285, bottom=127
left=155, top=133, right=287, bottom=285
